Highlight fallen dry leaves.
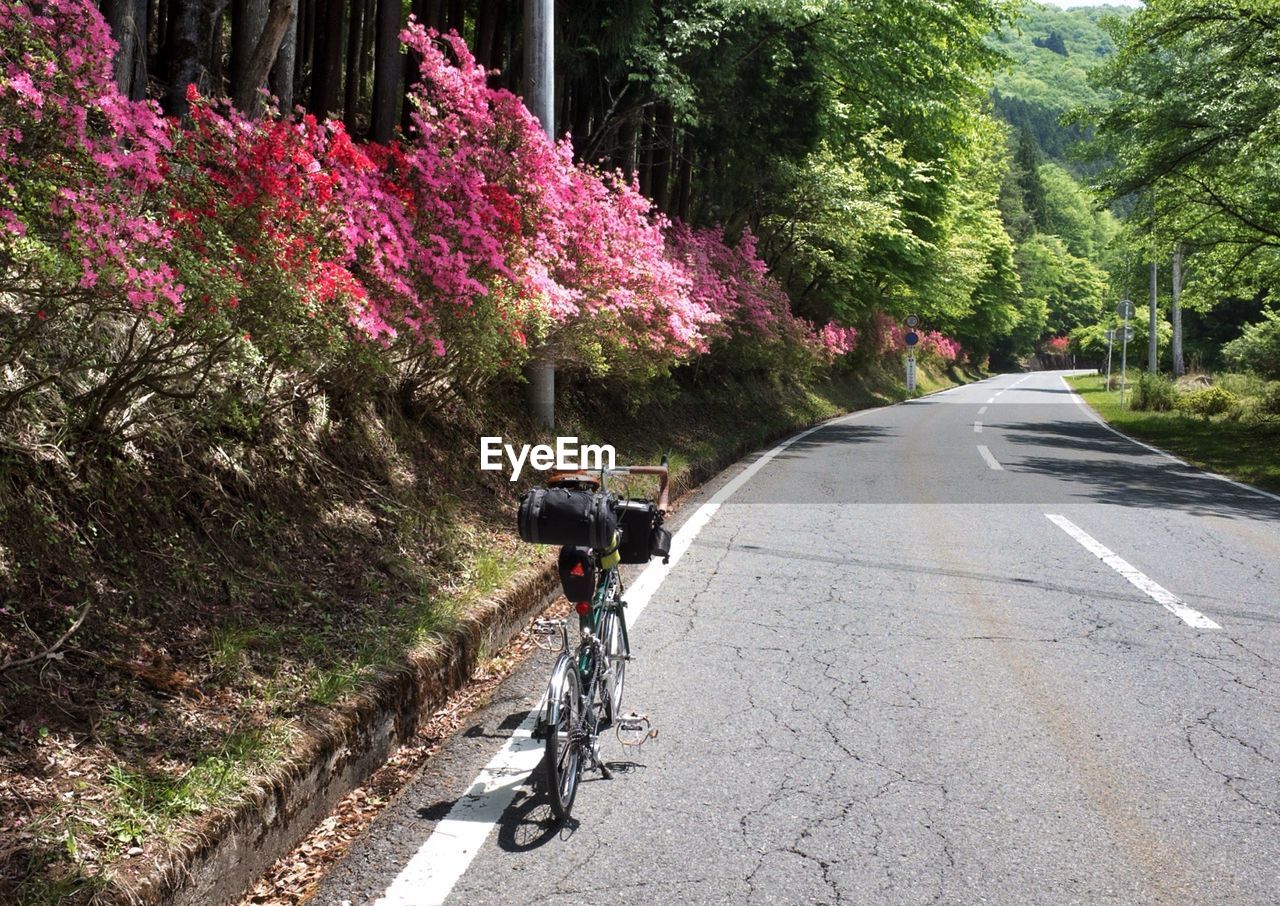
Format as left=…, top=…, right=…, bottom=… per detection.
left=236, top=599, right=568, bottom=906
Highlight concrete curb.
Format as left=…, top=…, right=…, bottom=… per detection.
left=105, top=373, right=975, bottom=904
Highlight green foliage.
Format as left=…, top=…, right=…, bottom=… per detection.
left=1014, top=128, right=1050, bottom=231
left=1015, top=232, right=1107, bottom=335
left=1222, top=310, right=1280, bottom=380
left=1090, top=0, right=1280, bottom=312
left=1039, top=162, right=1118, bottom=259
left=1131, top=372, right=1177, bottom=411
left=1175, top=385, right=1237, bottom=420
left=990, top=2, right=1125, bottom=165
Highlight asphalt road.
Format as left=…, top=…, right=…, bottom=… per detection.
left=313, top=371, right=1280, bottom=905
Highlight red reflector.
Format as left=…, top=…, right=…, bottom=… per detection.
left=575, top=601, right=591, bottom=615
left=569, top=562, right=585, bottom=577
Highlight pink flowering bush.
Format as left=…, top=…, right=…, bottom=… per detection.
left=854, top=312, right=960, bottom=365
left=1, top=0, right=856, bottom=444
left=1043, top=335, right=1069, bottom=357
left=917, top=330, right=961, bottom=363
left=819, top=323, right=859, bottom=358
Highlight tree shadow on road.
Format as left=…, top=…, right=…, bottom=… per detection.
left=996, top=418, right=1276, bottom=519
left=772, top=423, right=894, bottom=460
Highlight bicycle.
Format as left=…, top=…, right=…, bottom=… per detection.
left=529, top=460, right=669, bottom=821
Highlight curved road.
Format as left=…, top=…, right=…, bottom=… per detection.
left=314, top=371, right=1280, bottom=905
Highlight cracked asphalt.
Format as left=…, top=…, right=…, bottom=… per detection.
left=312, top=371, right=1280, bottom=905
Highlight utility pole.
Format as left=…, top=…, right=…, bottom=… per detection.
left=1105, top=327, right=1114, bottom=390
left=1117, top=299, right=1134, bottom=406
left=524, top=0, right=555, bottom=430
left=1148, top=260, right=1158, bottom=373
left=1171, top=243, right=1185, bottom=377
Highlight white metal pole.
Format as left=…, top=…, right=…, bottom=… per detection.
left=1105, top=331, right=1113, bottom=390
left=1148, top=260, right=1158, bottom=373
left=1120, top=315, right=1129, bottom=406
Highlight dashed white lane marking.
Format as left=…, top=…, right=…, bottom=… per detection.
left=1046, top=514, right=1221, bottom=630
left=977, top=445, right=1003, bottom=470
left=986, top=397, right=996, bottom=404
left=974, top=421, right=983, bottom=434
left=374, top=408, right=873, bottom=906
left=978, top=406, right=988, bottom=415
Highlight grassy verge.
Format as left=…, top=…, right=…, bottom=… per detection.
left=1066, top=372, right=1280, bottom=492
left=0, top=357, right=976, bottom=902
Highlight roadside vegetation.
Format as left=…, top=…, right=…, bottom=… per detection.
left=1067, top=372, right=1280, bottom=493
left=3, top=0, right=1279, bottom=900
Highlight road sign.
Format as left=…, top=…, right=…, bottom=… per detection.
left=906, top=353, right=917, bottom=392
left=905, top=315, right=920, bottom=328
left=1105, top=329, right=1115, bottom=341
left=904, top=331, right=919, bottom=347
left=1116, top=299, right=1134, bottom=320
left=1120, top=326, right=1134, bottom=342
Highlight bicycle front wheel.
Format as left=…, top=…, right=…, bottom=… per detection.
left=544, top=659, right=582, bottom=821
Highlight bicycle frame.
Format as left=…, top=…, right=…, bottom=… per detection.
left=537, top=456, right=667, bottom=819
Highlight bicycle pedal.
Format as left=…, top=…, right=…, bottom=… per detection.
left=615, top=712, right=658, bottom=748
left=531, top=619, right=567, bottom=652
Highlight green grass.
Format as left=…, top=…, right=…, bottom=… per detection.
left=1067, top=373, right=1280, bottom=492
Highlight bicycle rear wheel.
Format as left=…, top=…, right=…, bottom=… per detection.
left=599, top=610, right=628, bottom=725
left=544, top=661, right=582, bottom=821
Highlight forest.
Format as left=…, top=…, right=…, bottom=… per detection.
left=2, top=0, right=1279, bottom=900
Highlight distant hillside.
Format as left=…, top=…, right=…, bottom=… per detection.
left=990, top=3, right=1132, bottom=166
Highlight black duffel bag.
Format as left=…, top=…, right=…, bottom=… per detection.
left=518, top=486, right=618, bottom=549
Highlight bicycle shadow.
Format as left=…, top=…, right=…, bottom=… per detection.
left=496, top=785, right=577, bottom=850
left=493, top=759, right=648, bottom=851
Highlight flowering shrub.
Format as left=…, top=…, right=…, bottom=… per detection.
left=856, top=312, right=960, bottom=363
left=1043, top=335, right=1070, bottom=357
left=917, top=330, right=961, bottom=363
left=0, top=0, right=176, bottom=311
left=819, top=323, right=859, bottom=357
left=1, top=0, right=864, bottom=441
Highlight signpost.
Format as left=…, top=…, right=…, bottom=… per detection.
left=1116, top=299, right=1134, bottom=405
left=904, top=317, right=919, bottom=392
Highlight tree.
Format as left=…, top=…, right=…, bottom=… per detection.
left=102, top=0, right=148, bottom=99
left=1014, top=127, right=1049, bottom=232
left=370, top=0, right=404, bottom=142
left=1091, top=0, right=1280, bottom=310
left=232, top=0, right=298, bottom=113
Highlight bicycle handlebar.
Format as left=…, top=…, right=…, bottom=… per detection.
left=603, top=463, right=669, bottom=513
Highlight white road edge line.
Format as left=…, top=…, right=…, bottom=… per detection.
left=1045, top=514, right=1221, bottom=629
left=374, top=409, right=874, bottom=906
left=977, top=444, right=1002, bottom=470
left=973, top=421, right=982, bottom=433
left=978, top=406, right=988, bottom=415
left=1059, top=374, right=1280, bottom=504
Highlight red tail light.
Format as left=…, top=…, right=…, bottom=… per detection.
left=575, top=601, right=590, bottom=615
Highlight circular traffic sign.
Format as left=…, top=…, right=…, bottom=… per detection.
left=1116, top=299, right=1134, bottom=319
left=1120, top=326, right=1134, bottom=342
left=905, top=315, right=920, bottom=328
left=904, top=331, right=919, bottom=347
left=1105, top=329, right=1116, bottom=341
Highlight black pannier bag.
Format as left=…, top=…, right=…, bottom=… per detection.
left=517, top=486, right=618, bottom=549
left=557, top=546, right=597, bottom=602
left=649, top=524, right=672, bottom=563
left=615, top=499, right=658, bottom=564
